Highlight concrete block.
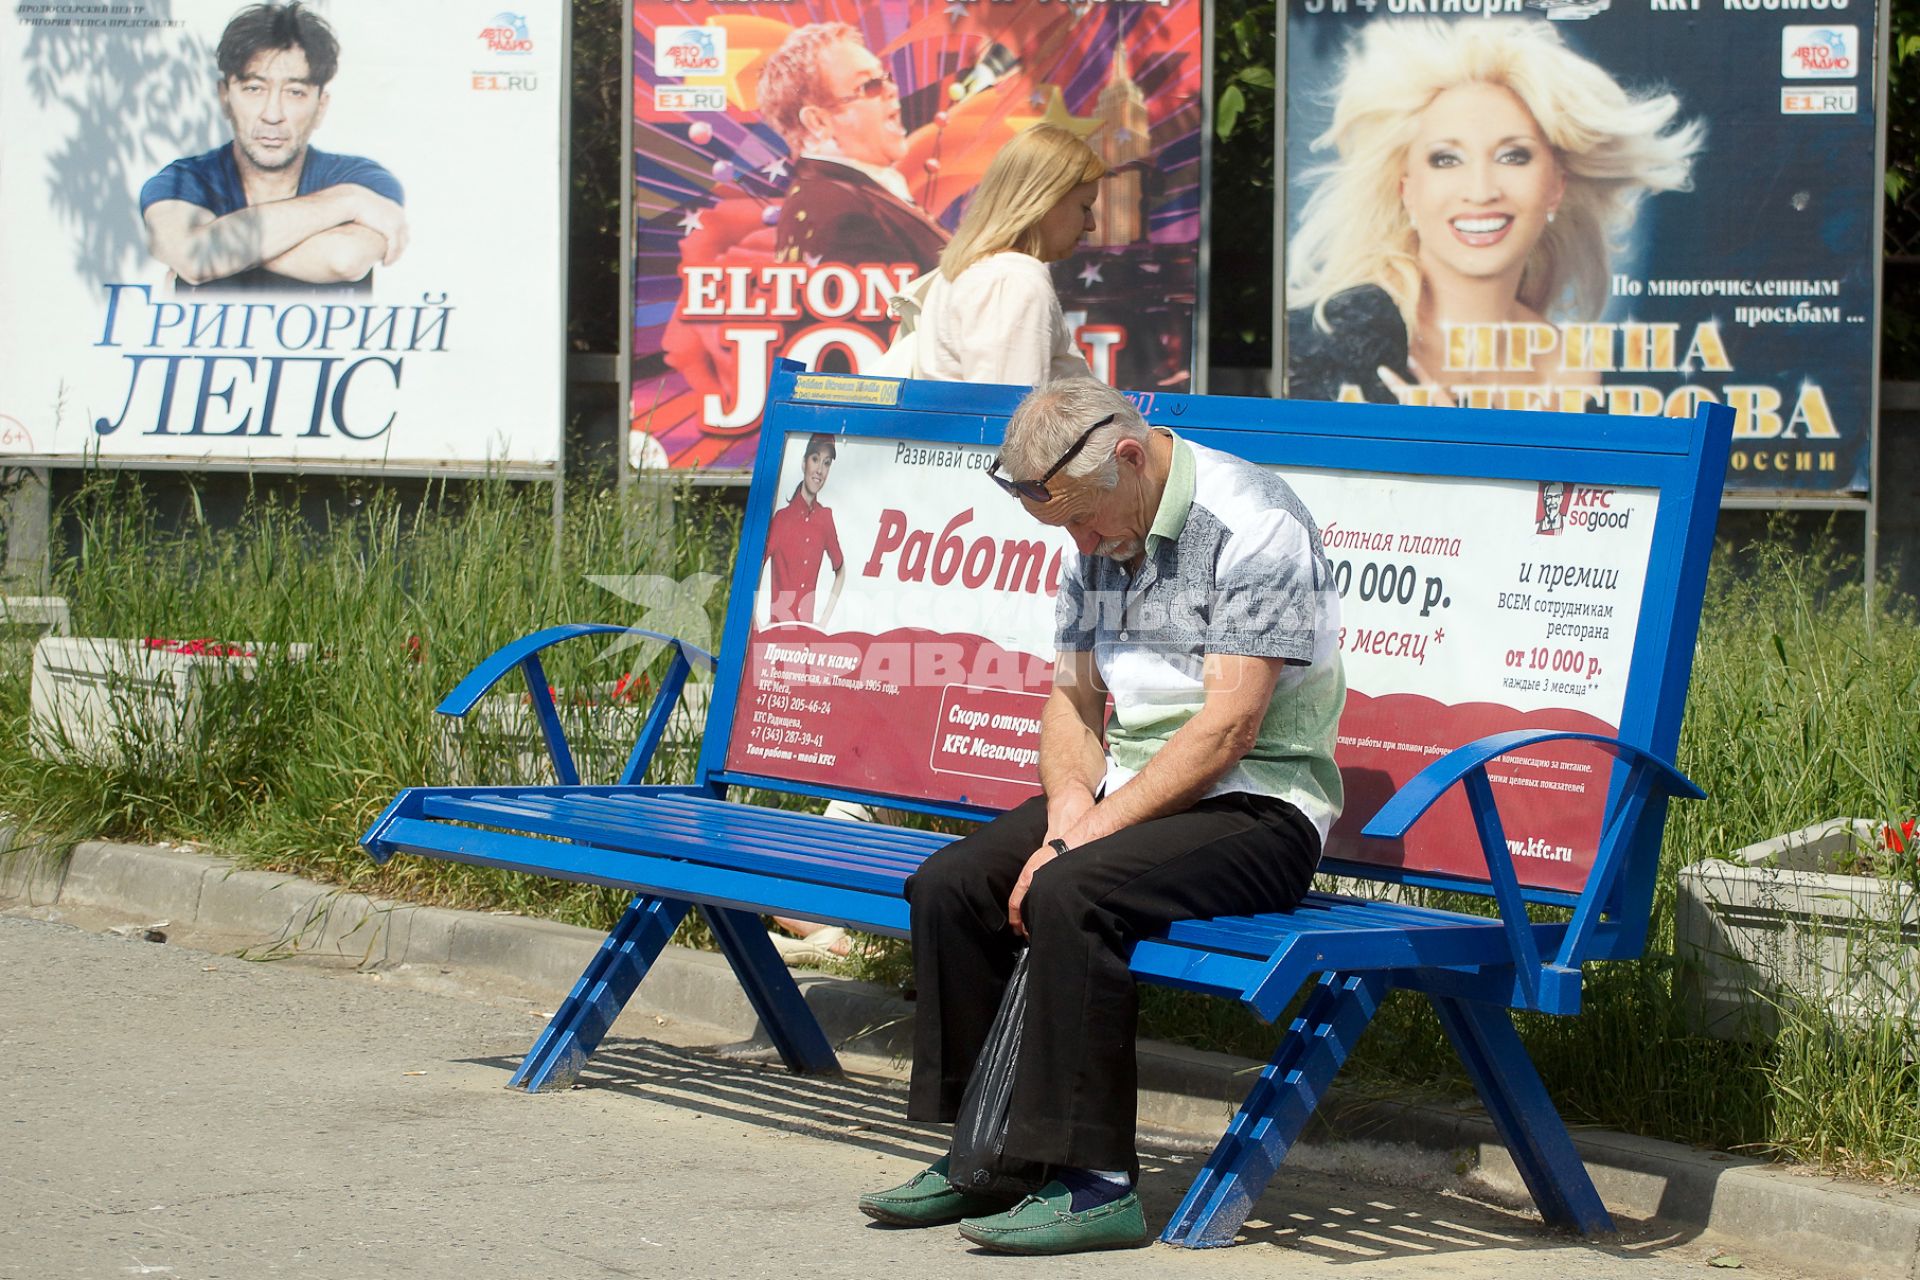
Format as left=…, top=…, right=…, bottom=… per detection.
left=445, top=910, right=605, bottom=994
left=29, top=636, right=311, bottom=766
left=794, top=969, right=915, bottom=1061
left=0, top=827, right=70, bottom=903
left=194, top=866, right=335, bottom=943
left=304, top=890, right=384, bottom=961
left=624, top=945, right=761, bottom=1035
left=371, top=903, right=462, bottom=970
left=1676, top=821, right=1919, bottom=1038
left=59, top=842, right=210, bottom=922
left=300, top=895, right=460, bottom=971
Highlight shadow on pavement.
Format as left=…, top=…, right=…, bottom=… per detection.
left=467, top=1035, right=1683, bottom=1262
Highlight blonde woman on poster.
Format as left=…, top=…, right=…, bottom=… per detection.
left=1285, top=20, right=1701, bottom=407
left=911, top=125, right=1107, bottom=386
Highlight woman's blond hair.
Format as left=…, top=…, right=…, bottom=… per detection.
left=939, top=125, right=1108, bottom=279
left=1288, top=20, right=1703, bottom=334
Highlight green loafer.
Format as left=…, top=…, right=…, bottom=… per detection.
left=858, top=1156, right=1010, bottom=1227
left=957, top=1180, right=1149, bottom=1254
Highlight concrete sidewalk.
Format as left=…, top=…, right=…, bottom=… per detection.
left=1, top=910, right=1818, bottom=1280
left=5, top=836, right=1919, bottom=1278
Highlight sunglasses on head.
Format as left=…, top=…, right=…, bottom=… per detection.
left=827, top=70, right=895, bottom=107
left=987, top=414, right=1116, bottom=504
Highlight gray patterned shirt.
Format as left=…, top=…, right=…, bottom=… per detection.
left=1054, top=434, right=1346, bottom=842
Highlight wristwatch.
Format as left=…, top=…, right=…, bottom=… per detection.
left=1047, top=838, right=1071, bottom=856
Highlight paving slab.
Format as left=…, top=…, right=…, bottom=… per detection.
left=5, top=838, right=1919, bottom=1279
left=0, top=913, right=1814, bottom=1280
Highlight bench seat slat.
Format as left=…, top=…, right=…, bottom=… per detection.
left=531, top=791, right=952, bottom=866
left=418, top=796, right=920, bottom=894
left=612, top=792, right=957, bottom=858
left=399, top=794, right=1531, bottom=970
left=379, top=816, right=917, bottom=936
left=445, top=791, right=941, bottom=873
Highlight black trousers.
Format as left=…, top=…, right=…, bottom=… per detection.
left=903, top=791, right=1321, bottom=1172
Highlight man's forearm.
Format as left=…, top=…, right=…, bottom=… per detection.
left=263, top=224, right=385, bottom=283
left=1037, top=687, right=1104, bottom=808
left=151, top=190, right=357, bottom=285
left=1059, top=706, right=1252, bottom=845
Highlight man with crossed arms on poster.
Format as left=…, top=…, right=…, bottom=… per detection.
left=140, top=2, right=407, bottom=292
left=860, top=377, right=1346, bottom=1253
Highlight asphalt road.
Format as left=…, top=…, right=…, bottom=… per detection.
left=0, top=913, right=1805, bottom=1280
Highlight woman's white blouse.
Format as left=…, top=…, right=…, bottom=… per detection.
left=915, top=251, right=1091, bottom=386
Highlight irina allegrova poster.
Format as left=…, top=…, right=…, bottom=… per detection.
left=1282, top=0, right=1879, bottom=494
left=0, top=2, right=567, bottom=472
left=631, top=0, right=1208, bottom=473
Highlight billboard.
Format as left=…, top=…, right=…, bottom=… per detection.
left=630, top=0, right=1209, bottom=473
left=1279, top=1, right=1880, bottom=494
left=729, top=420, right=1656, bottom=891
left=0, top=2, right=568, bottom=473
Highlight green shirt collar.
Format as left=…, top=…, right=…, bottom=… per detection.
left=1147, top=431, right=1193, bottom=550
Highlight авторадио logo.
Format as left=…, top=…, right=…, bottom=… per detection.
left=479, top=12, right=534, bottom=55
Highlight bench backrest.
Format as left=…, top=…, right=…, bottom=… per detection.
left=698, top=363, right=1730, bottom=937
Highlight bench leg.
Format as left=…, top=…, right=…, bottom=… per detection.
left=1428, top=995, right=1614, bottom=1234
left=1160, top=970, right=1388, bottom=1249
left=700, top=906, right=842, bottom=1076
left=511, top=894, right=690, bottom=1092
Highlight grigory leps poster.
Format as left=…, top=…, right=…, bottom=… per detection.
left=632, top=0, right=1207, bottom=472
left=1282, top=0, right=1877, bottom=493
left=0, top=1, right=566, bottom=470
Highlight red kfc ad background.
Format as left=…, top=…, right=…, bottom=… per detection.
left=630, top=0, right=1208, bottom=472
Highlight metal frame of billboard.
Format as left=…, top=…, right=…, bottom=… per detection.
left=2, top=5, right=572, bottom=485
left=620, top=1, right=1217, bottom=491
left=1269, top=4, right=1887, bottom=586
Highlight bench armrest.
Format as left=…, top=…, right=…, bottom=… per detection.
left=1360, top=729, right=1701, bottom=841
left=437, top=623, right=717, bottom=786
left=1358, top=729, right=1703, bottom=1010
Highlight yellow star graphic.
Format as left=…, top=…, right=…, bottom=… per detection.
left=683, top=41, right=765, bottom=112
left=1005, top=86, right=1103, bottom=140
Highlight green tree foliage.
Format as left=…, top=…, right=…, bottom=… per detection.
left=1883, top=0, right=1920, bottom=377
left=568, top=0, right=625, bottom=355
left=1210, top=0, right=1279, bottom=369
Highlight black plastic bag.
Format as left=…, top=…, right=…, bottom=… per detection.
left=946, top=948, right=1048, bottom=1200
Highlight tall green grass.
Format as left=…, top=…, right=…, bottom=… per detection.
left=0, top=471, right=739, bottom=933
left=3, top=485, right=1917, bottom=1181
left=1099, top=528, right=1919, bottom=1179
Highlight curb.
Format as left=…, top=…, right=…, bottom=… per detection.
left=5, top=836, right=1919, bottom=1278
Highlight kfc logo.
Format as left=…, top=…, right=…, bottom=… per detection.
left=657, top=26, right=725, bottom=78
left=1537, top=483, right=1631, bottom=535
left=479, top=12, right=534, bottom=55
left=1535, top=482, right=1568, bottom=536
left=1781, top=27, right=1856, bottom=79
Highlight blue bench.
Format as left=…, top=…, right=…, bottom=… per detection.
left=364, top=363, right=1732, bottom=1248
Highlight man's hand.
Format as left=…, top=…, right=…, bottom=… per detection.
left=344, top=188, right=409, bottom=266
left=1006, top=839, right=1064, bottom=939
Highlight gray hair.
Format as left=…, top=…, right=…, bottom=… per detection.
left=755, top=22, right=860, bottom=152
left=1000, top=378, right=1147, bottom=493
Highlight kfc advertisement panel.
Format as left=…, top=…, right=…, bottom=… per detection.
left=0, top=1, right=566, bottom=471
left=727, top=423, right=1658, bottom=891
left=631, top=1, right=1208, bottom=474
left=1280, top=1, right=1880, bottom=495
